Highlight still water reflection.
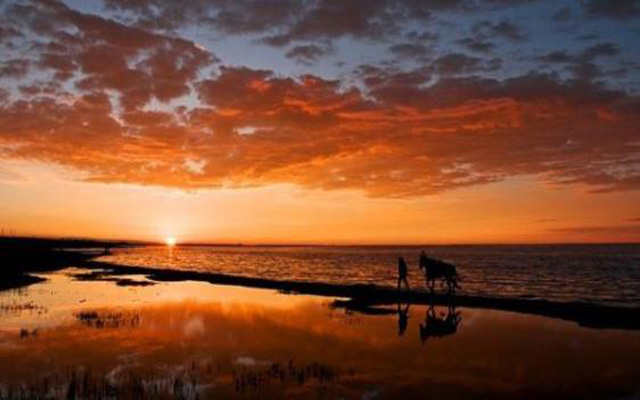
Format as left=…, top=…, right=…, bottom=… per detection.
left=0, top=269, right=639, bottom=399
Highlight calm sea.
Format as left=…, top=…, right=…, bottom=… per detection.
left=99, top=244, right=640, bottom=307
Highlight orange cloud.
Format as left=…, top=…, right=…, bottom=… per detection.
left=0, top=0, right=639, bottom=199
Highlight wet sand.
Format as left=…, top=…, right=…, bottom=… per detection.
left=81, top=259, right=640, bottom=331
left=3, top=238, right=639, bottom=331
left=1, top=269, right=639, bottom=399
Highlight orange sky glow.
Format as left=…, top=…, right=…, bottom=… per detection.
left=1, top=0, right=639, bottom=244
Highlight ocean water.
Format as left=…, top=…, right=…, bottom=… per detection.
left=3, top=272, right=640, bottom=399
left=99, top=244, right=640, bottom=307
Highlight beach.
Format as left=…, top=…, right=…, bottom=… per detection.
left=1, top=264, right=640, bottom=399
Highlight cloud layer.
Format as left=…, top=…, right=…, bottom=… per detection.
left=0, top=0, right=639, bottom=197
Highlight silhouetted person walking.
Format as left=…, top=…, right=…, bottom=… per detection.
left=397, top=256, right=410, bottom=291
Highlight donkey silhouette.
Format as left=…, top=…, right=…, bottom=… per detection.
left=419, top=302, right=461, bottom=344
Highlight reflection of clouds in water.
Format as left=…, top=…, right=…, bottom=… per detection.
left=234, top=356, right=271, bottom=367
left=118, top=352, right=142, bottom=363
left=0, top=337, right=19, bottom=351
left=226, top=330, right=238, bottom=346
left=362, top=387, right=383, bottom=400
left=459, top=307, right=477, bottom=328
left=183, top=316, right=205, bottom=337
left=105, top=364, right=127, bottom=386
left=0, top=275, right=638, bottom=399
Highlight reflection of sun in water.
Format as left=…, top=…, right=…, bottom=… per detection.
left=165, top=236, right=177, bottom=246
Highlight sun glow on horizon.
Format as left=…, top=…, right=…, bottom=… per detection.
left=165, top=236, right=177, bottom=246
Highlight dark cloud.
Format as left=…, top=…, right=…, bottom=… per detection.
left=491, top=21, right=526, bottom=41
left=538, top=42, right=622, bottom=83
left=582, top=43, right=620, bottom=60
left=285, top=44, right=332, bottom=65
left=405, top=30, right=438, bottom=42
left=474, top=20, right=526, bottom=42
left=538, top=42, right=622, bottom=82
left=388, top=43, right=431, bottom=61
left=18, top=81, right=63, bottom=97
left=457, top=37, right=495, bottom=53
left=539, top=50, right=574, bottom=64
left=431, top=53, right=481, bottom=75
left=583, top=0, right=640, bottom=19
left=568, top=62, right=603, bottom=82
left=0, top=25, right=21, bottom=42
left=552, top=7, right=572, bottom=22
left=103, top=0, right=533, bottom=47
left=261, top=0, right=401, bottom=46
left=0, top=59, right=30, bottom=78
left=103, top=0, right=304, bottom=34
left=576, top=33, right=599, bottom=41
left=2, top=0, right=215, bottom=112
left=429, top=53, right=501, bottom=75
left=108, top=0, right=411, bottom=46
left=538, top=43, right=619, bottom=66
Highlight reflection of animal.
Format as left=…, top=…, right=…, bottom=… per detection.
left=419, top=252, right=460, bottom=294
left=419, top=304, right=461, bottom=344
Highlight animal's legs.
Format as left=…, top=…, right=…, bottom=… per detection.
left=427, top=278, right=435, bottom=295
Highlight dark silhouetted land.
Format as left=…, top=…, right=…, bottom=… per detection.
left=0, top=236, right=139, bottom=290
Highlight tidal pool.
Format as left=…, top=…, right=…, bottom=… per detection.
left=0, top=269, right=639, bottom=399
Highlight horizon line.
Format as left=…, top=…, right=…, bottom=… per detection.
left=1, top=234, right=639, bottom=247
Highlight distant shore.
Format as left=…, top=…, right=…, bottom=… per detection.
left=0, top=236, right=136, bottom=291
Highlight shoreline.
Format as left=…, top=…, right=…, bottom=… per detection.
left=2, top=239, right=638, bottom=331
left=77, top=259, right=640, bottom=331
left=2, top=273, right=638, bottom=400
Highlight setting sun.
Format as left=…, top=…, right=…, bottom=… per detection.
left=165, top=237, right=177, bottom=246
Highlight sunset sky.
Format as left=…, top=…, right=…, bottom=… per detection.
left=1, top=0, right=639, bottom=244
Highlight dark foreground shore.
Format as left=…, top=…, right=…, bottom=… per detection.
left=0, top=236, right=135, bottom=290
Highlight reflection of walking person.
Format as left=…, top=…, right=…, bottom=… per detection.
left=397, top=257, right=410, bottom=291
left=397, top=302, right=410, bottom=336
